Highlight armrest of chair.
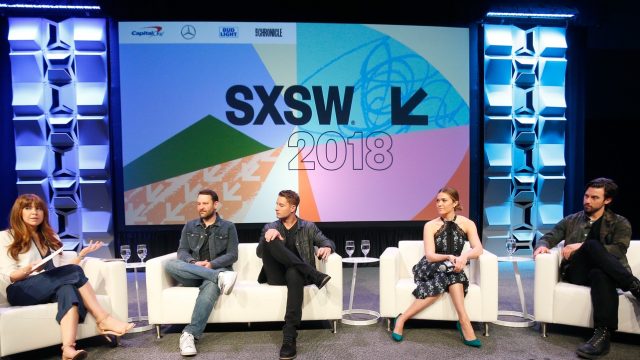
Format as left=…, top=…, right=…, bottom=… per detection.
left=146, top=252, right=177, bottom=323
left=316, top=252, right=343, bottom=304
left=470, top=249, right=498, bottom=320
left=533, top=250, right=561, bottom=323
left=82, top=258, right=128, bottom=324
left=379, top=246, right=400, bottom=317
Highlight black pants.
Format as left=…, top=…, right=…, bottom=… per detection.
left=562, top=238, right=636, bottom=330
left=260, top=239, right=318, bottom=338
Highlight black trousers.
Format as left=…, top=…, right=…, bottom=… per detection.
left=260, top=239, right=318, bottom=338
left=563, top=238, right=635, bottom=330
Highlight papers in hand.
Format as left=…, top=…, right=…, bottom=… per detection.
left=32, top=247, right=64, bottom=270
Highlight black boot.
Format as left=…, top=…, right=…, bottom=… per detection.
left=576, top=327, right=611, bottom=359
left=279, top=336, right=297, bottom=360
left=629, top=277, right=640, bottom=300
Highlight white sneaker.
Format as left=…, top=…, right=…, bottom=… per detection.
left=179, top=332, right=197, bottom=356
left=218, top=271, right=238, bottom=295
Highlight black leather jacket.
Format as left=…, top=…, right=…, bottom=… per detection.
left=256, top=217, right=335, bottom=283
left=536, top=208, right=632, bottom=272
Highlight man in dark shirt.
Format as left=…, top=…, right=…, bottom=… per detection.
left=256, top=190, right=335, bottom=360
left=534, top=178, right=640, bottom=359
left=164, top=189, right=239, bottom=356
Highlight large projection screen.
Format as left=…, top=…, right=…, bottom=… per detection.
left=118, top=22, right=470, bottom=225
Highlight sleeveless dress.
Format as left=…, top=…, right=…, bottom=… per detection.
left=412, top=216, right=469, bottom=299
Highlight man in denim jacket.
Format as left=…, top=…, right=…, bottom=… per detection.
left=534, top=178, right=640, bottom=359
left=165, top=189, right=239, bottom=356
left=257, top=190, right=334, bottom=360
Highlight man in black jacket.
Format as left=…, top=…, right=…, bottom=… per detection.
left=534, top=178, right=640, bottom=359
left=256, top=190, right=335, bottom=360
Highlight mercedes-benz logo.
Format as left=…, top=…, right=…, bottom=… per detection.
left=181, top=25, right=196, bottom=40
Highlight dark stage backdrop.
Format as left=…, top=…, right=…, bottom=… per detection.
left=585, top=47, right=640, bottom=239
left=0, top=18, right=18, bottom=229
left=117, top=221, right=424, bottom=261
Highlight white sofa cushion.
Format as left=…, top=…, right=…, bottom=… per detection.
left=534, top=240, right=640, bottom=335
left=379, top=240, right=498, bottom=323
left=146, top=242, right=343, bottom=329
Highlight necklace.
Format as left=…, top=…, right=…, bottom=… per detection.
left=440, top=215, right=457, bottom=222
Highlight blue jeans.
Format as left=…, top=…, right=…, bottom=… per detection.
left=164, top=259, right=229, bottom=337
left=7, top=264, right=88, bottom=323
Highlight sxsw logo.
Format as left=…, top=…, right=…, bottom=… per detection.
left=219, top=26, right=239, bottom=38
left=131, top=26, right=164, bottom=37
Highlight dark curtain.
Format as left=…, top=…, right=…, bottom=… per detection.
left=117, top=221, right=424, bottom=262
left=584, top=47, right=640, bottom=238
left=564, top=25, right=587, bottom=216
left=0, top=17, right=18, bottom=229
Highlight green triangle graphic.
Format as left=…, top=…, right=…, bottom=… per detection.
left=123, top=115, right=271, bottom=191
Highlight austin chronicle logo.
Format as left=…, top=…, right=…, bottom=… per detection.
left=181, top=25, right=196, bottom=40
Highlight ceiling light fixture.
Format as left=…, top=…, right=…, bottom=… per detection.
left=486, top=11, right=575, bottom=19
left=0, top=3, right=101, bottom=11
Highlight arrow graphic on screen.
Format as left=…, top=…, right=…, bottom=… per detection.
left=391, top=87, right=429, bottom=125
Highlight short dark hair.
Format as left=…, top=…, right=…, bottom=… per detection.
left=198, top=189, right=219, bottom=202
left=585, top=177, right=618, bottom=200
left=278, top=190, right=300, bottom=207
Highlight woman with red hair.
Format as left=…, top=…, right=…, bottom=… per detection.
left=0, top=194, right=134, bottom=360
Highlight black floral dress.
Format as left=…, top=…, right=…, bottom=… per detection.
left=412, top=216, right=469, bottom=299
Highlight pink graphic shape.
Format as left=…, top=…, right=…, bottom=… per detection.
left=305, top=126, right=469, bottom=221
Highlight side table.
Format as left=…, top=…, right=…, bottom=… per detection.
left=494, top=255, right=535, bottom=327
left=341, top=257, right=380, bottom=326
left=126, top=262, right=154, bottom=333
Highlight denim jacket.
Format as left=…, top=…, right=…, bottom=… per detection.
left=536, top=208, right=632, bottom=272
left=256, top=217, right=335, bottom=282
left=177, top=215, right=239, bottom=269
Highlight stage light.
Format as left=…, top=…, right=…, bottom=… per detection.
left=486, top=12, right=575, bottom=19
left=0, top=3, right=101, bottom=11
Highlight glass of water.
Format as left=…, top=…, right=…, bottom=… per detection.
left=120, top=245, right=131, bottom=263
left=361, top=240, right=371, bottom=257
left=345, top=240, right=355, bottom=258
left=137, top=244, right=148, bottom=263
left=506, top=236, right=517, bottom=257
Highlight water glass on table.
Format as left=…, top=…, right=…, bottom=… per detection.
left=137, top=244, right=147, bottom=263
left=345, top=240, right=355, bottom=258
left=120, top=245, right=131, bottom=263
left=361, top=240, right=370, bottom=257
left=506, top=236, right=517, bottom=257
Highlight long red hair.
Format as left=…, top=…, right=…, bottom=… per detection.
left=7, top=194, right=62, bottom=260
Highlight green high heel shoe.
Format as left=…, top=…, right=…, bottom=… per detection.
left=391, top=314, right=404, bottom=342
left=456, top=321, right=481, bottom=348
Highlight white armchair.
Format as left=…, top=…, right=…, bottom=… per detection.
left=379, top=240, right=498, bottom=335
left=0, top=252, right=128, bottom=357
left=146, top=242, right=343, bottom=337
left=534, top=240, right=640, bottom=337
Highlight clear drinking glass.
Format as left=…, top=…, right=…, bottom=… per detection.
left=137, top=244, right=147, bottom=263
left=345, top=240, right=355, bottom=258
left=506, top=236, right=517, bottom=257
left=361, top=240, right=371, bottom=257
left=120, top=245, right=131, bottom=263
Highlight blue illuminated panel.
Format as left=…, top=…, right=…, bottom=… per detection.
left=483, top=25, right=566, bottom=255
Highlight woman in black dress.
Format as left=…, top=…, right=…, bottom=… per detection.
left=391, top=187, right=483, bottom=347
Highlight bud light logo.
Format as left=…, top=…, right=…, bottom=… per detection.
left=219, top=26, right=238, bottom=38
